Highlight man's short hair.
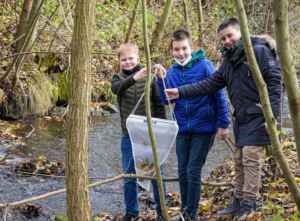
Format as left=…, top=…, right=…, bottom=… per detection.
left=218, top=18, right=240, bottom=33
left=117, top=43, right=139, bottom=58
left=169, top=29, right=192, bottom=49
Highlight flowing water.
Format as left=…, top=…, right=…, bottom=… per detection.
left=0, top=94, right=292, bottom=220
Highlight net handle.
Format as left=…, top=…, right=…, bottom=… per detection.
left=130, top=68, right=176, bottom=122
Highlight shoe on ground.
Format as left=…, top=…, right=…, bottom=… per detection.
left=217, top=194, right=243, bottom=216
left=236, top=199, right=257, bottom=220
left=156, top=209, right=164, bottom=221
left=122, top=211, right=140, bottom=221
left=177, top=212, right=196, bottom=221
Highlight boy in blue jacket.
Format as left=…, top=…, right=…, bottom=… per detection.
left=164, top=19, right=281, bottom=220
left=156, top=29, right=231, bottom=220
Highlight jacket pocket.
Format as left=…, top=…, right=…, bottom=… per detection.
left=246, top=106, right=265, bottom=135
left=246, top=106, right=263, bottom=115
left=247, top=71, right=257, bottom=90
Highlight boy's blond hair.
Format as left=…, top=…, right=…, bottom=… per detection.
left=169, top=29, right=192, bottom=49
left=117, top=43, right=139, bottom=58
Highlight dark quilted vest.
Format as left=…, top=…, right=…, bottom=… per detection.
left=116, top=72, right=153, bottom=134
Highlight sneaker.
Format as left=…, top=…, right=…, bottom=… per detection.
left=236, top=199, right=257, bottom=220
left=217, top=194, right=243, bottom=216
left=156, top=209, right=164, bottom=221
left=178, top=213, right=196, bottom=221
left=122, top=211, right=140, bottom=221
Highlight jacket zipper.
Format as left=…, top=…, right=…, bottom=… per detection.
left=183, top=67, right=191, bottom=132
left=134, top=82, right=137, bottom=106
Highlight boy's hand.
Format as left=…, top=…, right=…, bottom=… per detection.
left=155, top=64, right=167, bottom=79
left=217, top=128, right=228, bottom=140
left=133, top=67, right=147, bottom=81
left=165, top=88, right=179, bottom=100
left=265, top=119, right=277, bottom=133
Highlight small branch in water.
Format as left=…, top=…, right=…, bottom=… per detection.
left=2, top=168, right=59, bottom=213
left=25, top=122, right=35, bottom=138
left=61, top=105, right=69, bottom=120
left=0, top=173, right=234, bottom=208
left=89, top=146, right=122, bottom=174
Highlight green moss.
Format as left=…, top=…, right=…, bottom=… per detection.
left=54, top=215, right=67, bottom=221
left=52, top=72, right=69, bottom=103
left=0, top=71, right=58, bottom=118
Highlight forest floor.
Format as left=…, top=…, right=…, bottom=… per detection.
left=1, top=119, right=299, bottom=221
left=90, top=135, right=300, bottom=221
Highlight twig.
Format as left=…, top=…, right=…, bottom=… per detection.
left=0, top=178, right=11, bottom=191
left=224, top=139, right=234, bottom=153
left=25, top=122, right=35, bottom=138
left=280, top=73, right=283, bottom=143
left=228, top=137, right=235, bottom=147
left=65, top=0, right=73, bottom=27
left=262, top=166, right=274, bottom=178
left=0, top=34, right=26, bottom=54
left=58, top=0, right=72, bottom=35
left=0, top=51, right=117, bottom=60
left=43, top=15, right=71, bottom=50
left=2, top=168, right=59, bottom=213
left=16, top=171, right=108, bottom=179
left=38, top=2, right=75, bottom=70
left=40, top=131, right=65, bottom=141
left=0, top=174, right=234, bottom=208
left=88, top=146, right=122, bottom=174
left=60, top=105, right=69, bottom=120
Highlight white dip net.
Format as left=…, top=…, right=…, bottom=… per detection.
left=126, top=69, right=178, bottom=190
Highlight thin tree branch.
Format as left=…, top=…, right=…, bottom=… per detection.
left=224, top=139, right=234, bottom=153
left=25, top=122, right=35, bottom=138
left=0, top=0, right=45, bottom=84
left=0, top=173, right=234, bottom=208
left=65, top=0, right=73, bottom=27
left=0, top=34, right=26, bottom=54
left=88, top=146, right=122, bottom=174
left=0, top=51, right=117, bottom=61
left=57, top=0, right=72, bottom=35
left=2, top=168, right=59, bottom=213
left=43, top=15, right=71, bottom=50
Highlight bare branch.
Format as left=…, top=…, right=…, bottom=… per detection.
left=89, top=146, right=122, bottom=174
left=0, top=51, right=117, bottom=61
left=58, top=0, right=73, bottom=35
left=0, top=173, right=234, bottom=208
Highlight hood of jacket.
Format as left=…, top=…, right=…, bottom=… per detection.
left=253, top=35, right=277, bottom=58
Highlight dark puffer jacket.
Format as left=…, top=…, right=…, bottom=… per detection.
left=178, top=36, right=281, bottom=147
left=111, top=65, right=166, bottom=134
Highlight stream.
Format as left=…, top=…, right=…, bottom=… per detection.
left=0, top=95, right=292, bottom=220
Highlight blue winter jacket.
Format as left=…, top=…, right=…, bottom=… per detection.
left=157, top=50, right=231, bottom=134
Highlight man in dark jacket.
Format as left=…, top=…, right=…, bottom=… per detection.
left=164, top=18, right=281, bottom=220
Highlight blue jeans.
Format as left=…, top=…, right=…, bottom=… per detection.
left=121, top=133, right=167, bottom=216
left=176, top=133, right=216, bottom=218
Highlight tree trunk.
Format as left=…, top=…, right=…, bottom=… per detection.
left=196, top=0, right=204, bottom=46
left=125, top=0, right=140, bottom=43
left=0, top=0, right=44, bottom=85
left=14, top=0, right=34, bottom=50
left=66, top=0, right=95, bottom=220
left=182, top=0, right=188, bottom=29
left=12, top=0, right=44, bottom=88
left=150, top=0, right=173, bottom=52
left=264, top=0, right=272, bottom=34
left=233, top=0, right=300, bottom=209
left=141, top=0, right=169, bottom=220
left=273, top=0, right=300, bottom=170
